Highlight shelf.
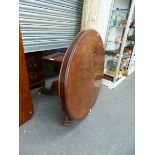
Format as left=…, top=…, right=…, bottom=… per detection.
left=129, top=26, right=135, bottom=29
left=110, top=25, right=126, bottom=28
left=104, top=54, right=119, bottom=58
left=102, top=76, right=126, bottom=89
left=112, top=9, right=129, bottom=12
left=103, top=73, right=121, bottom=81
left=113, top=9, right=128, bottom=11
left=104, top=54, right=120, bottom=59
left=103, top=0, right=135, bottom=89
left=104, top=68, right=123, bottom=78
left=105, top=50, right=120, bottom=56
left=126, top=40, right=134, bottom=43
left=122, top=55, right=131, bottom=59
left=105, top=52, right=131, bottom=59
left=107, top=41, right=122, bottom=44
left=104, top=69, right=115, bottom=77
left=103, top=74, right=114, bottom=82
left=104, top=73, right=115, bottom=78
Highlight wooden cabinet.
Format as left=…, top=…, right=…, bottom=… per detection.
left=19, top=30, right=33, bottom=126
left=25, top=52, right=45, bottom=89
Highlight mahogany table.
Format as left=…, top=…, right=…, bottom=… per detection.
left=43, top=30, right=104, bottom=125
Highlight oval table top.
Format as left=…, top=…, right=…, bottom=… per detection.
left=58, top=29, right=104, bottom=120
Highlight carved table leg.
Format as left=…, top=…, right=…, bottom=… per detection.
left=64, top=115, right=71, bottom=126
left=50, top=80, right=58, bottom=93
left=39, top=86, right=49, bottom=94
left=39, top=80, right=59, bottom=95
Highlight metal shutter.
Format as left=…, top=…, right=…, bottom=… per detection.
left=19, top=0, right=83, bottom=53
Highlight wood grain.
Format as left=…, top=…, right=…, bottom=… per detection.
left=59, top=30, right=104, bottom=120
left=19, top=29, right=33, bottom=126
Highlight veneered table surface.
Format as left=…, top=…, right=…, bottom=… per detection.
left=59, top=29, right=104, bottom=120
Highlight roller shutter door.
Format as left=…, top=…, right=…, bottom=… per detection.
left=19, top=0, right=83, bottom=53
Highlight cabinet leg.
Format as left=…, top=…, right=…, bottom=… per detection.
left=39, top=80, right=59, bottom=95
left=63, top=115, right=71, bottom=126
left=39, top=86, right=49, bottom=94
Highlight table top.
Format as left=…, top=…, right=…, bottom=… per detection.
left=58, top=29, right=104, bottom=120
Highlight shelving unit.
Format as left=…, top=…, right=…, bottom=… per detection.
left=102, top=0, right=135, bottom=89
left=128, top=47, right=135, bottom=75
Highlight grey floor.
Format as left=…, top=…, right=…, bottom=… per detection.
left=20, top=72, right=135, bottom=155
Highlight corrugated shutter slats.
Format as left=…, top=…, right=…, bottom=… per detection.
left=19, top=0, right=83, bottom=53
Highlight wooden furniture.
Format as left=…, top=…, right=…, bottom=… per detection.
left=59, top=30, right=104, bottom=125
left=19, top=30, right=33, bottom=126
left=40, top=52, right=65, bottom=93
left=25, top=51, right=62, bottom=90
left=25, top=52, right=45, bottom=89
left=42, top=30, right=104, bottom=125
left=20, top=29, right=104, bottom=126
left=42, top=52, right=64, bottom=66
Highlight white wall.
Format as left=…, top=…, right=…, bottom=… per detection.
left=81, top=0, right=130, bottom=45
left=81, top=0, right=98, bottom=30
left=80, top=0, right=112, bottom=44
left=96, top=0, right=113, bottom=44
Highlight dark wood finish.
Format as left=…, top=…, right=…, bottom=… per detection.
left=25, top=52, right=45, bottom=89
left=26, top=52, right=42, bottom=72
left=59, top=29, right=104, bottom=121
left=64, top=115, right=71, bottom=126
left=42, top=52, right=65, bottom=66
left=40, top=52, right=65, bottom=94
left=19, top=30, right=33, bottom=126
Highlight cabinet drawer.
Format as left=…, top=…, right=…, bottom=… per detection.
left=28, top=70, right=43, bottom=85
left=26, top=61, right=41, bottom=72
left=25, top=53, right=42, bottom=72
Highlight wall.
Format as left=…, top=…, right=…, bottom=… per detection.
left=81, top=0, right=98, bottom=30
left=96, top=0, right=113, bottom=44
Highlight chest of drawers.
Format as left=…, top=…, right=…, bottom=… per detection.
left=25, top=52, right=45, bottom=89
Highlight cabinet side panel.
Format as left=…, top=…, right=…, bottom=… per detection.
left=19, top=30, right=33, bottom=126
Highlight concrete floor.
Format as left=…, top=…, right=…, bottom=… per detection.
left=19, top=72, right=135, bottom=155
